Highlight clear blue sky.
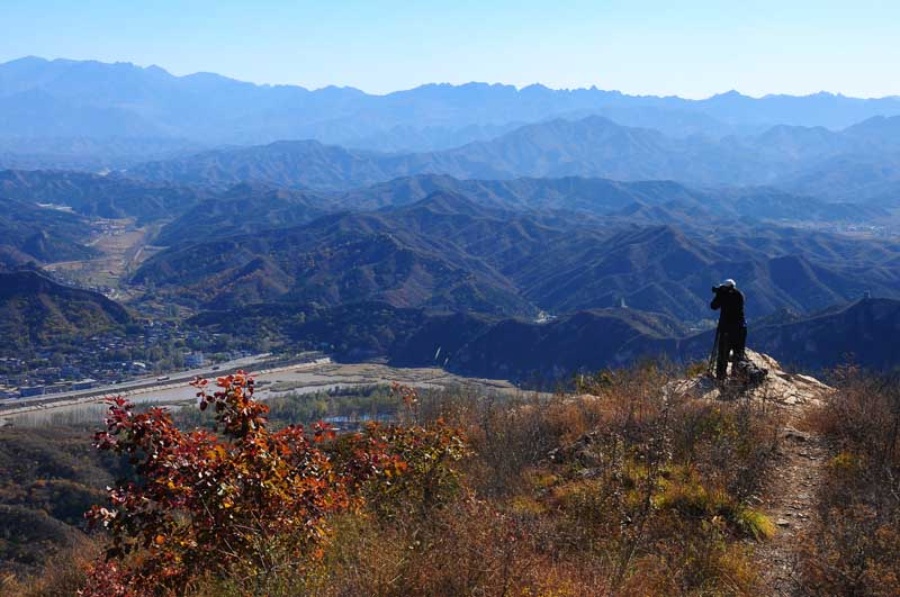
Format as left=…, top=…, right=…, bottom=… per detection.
left=1, top=0, right=898, bottom=98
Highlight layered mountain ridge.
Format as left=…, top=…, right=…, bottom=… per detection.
left=1, top=56, right=898, bottom=379
left=4, top=56, right=900, bottom=161
left=134, top=190, right=900, bottom=326
left=124, top=115, right=900, bottom=203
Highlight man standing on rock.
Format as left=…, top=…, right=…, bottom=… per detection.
left=711, top=278, right=747, bottom=381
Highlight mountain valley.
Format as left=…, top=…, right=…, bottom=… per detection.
left=0, top=56, right=898, bottom=393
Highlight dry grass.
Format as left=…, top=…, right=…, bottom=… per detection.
left=797, top=369, right=900, bottom=596
left=13, top=362, right=788, bottom=596
left=1, top=542, right=96, bottom=597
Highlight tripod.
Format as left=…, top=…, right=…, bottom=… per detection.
left=707, top=328, right=721, bottom=378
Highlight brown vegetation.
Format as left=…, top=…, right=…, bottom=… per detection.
left=0, top=426, right=117, bottom=581
left=4, top=361, right=793, bottom=596
left=797, top=368, right=900, bottom=595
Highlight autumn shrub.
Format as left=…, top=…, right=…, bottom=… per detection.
left=75, top=373, right=478, bottom=597
left=631, top=515, right=760, bottom=595
left=668, top=397, right=777, bottom=503
left=77, top=374, right=451, bottom=596
left=310, top=494, right=611, bottom=597
left=356, top=497, right=533, bottom=597
left=448, top=365, right=678, bottom=501
left=78, top=372, right=349, bottom=595
left=798, top=369, right=900, bottom=595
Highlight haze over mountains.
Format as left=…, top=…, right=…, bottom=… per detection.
left=121, top=114, right=900, bottom=206
left=3, top=56, right=900, bottom=205
left=1, top=56, right=899, bottom=378
left=3, top=57, right=900, bottom=160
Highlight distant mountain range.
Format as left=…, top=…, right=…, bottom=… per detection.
left=153, top=183, right=328, bottom=246
left=2, top=56, right=898, bottom=377
left=2, top=166, right=897, bottom=375
left=0, top=169, right=887, bottom=264
left=3, top=56, right=900, bottom=164
left=151, top=174, right=885, bottom=249
left=134, top=193, right=538, bottom=315
left=1, top=246, right=894, bottom=377
left=125, top=115, right=900, bottom=203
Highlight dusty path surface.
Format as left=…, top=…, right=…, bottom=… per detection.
left=752, top=408, right=827, bottom=596
left=731, top=353, right=832, bottom=596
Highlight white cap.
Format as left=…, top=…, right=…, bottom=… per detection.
left=721, top=279, right=736, bottom=288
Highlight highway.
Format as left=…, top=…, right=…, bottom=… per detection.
left=0, top=352, right=329, bottom=418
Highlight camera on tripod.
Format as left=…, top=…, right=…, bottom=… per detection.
left=712, top=280, right=736, bottom=294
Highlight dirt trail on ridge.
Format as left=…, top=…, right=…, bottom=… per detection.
left=678, top=351, right=832, bottom=596
left=753, top=401, right=827, bottom=596
left=733, top=353, right=831, bottom=596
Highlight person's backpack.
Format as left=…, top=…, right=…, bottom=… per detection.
left=733, top=358, right=768, bottom=386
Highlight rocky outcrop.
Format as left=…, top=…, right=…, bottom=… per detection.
left=671, top=349, right=832, bottom=407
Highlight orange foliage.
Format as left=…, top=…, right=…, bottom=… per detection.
left=79, top=373, right=458, bottom=596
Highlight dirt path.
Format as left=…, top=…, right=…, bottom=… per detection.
left=752, top=405, right=827, bottom=596
left=731, top=353, right=834, bottom=596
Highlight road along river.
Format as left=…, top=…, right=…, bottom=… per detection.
left=1, top=357, right=517, bottom=427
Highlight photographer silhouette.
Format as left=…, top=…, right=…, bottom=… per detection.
left=710, top=279, right=747, bottom=381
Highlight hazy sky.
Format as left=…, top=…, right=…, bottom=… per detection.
left=2, top=0, right=898, bottom=98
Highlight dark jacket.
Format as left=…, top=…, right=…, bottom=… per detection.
left=711, top=287, right=746, bottom=329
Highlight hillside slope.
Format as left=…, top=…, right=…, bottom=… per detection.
left=0, top=426, right=120, bottom=577
left=0, top=169, right=204, bottom=223
left=0, top=271, right=132, bottom=354
left=150, top=175, right=889, bottom=267
left=751, top=297, right=900, bottom=370
left=0, top=197, right=96, bottom=264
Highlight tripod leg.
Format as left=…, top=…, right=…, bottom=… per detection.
left=708, top=329, right=719, bottom=376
